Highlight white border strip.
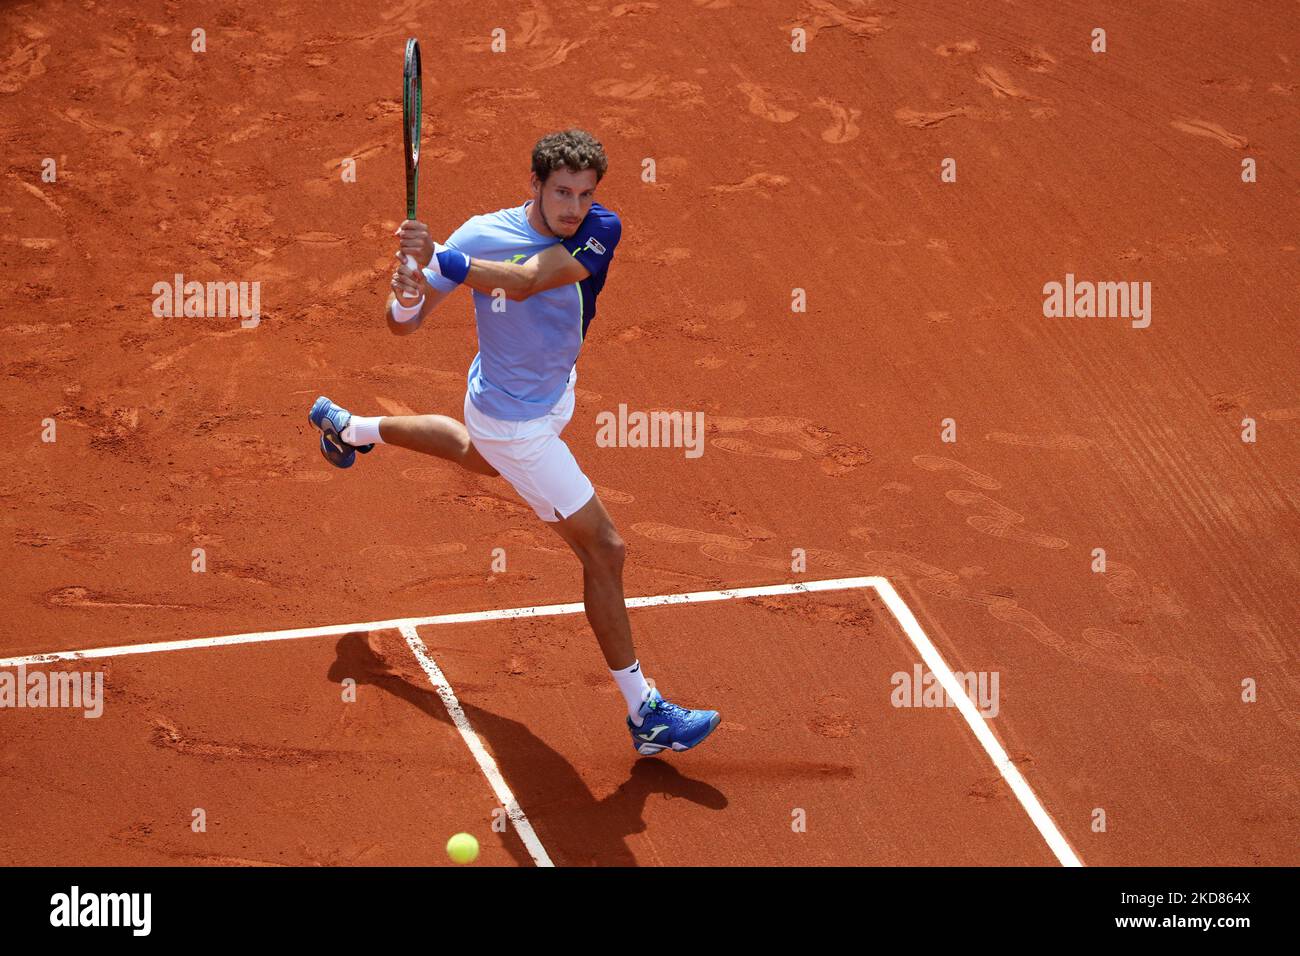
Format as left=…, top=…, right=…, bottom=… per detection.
left=1, top=575, right=1082, bottom=866
left=872, top=580, right=1082, bottom=867
left=399, top=624, right=553, bottom=868
left=0, top=578, right=876, bottom=667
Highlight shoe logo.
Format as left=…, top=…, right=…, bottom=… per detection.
left=637, top=724, right=669, bottom=742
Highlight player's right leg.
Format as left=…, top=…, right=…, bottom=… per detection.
left=376, top=414, right=498, bottom=476
left=308, top=396, right=497, bottom=476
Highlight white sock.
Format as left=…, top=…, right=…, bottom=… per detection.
left=341, top=416, right=383, bottom=446
left=611, top=660, right=652, bottom=725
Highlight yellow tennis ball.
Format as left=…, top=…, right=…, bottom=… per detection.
left=446, top=832, right=479, bottom=865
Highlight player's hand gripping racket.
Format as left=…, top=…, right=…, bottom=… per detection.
left=400, top=38, right=422, bottom=296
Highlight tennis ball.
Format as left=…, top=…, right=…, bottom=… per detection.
left=446, top=832, right=479, bottom=865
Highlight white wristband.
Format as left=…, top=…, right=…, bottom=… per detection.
left=390, top=294, right=425, bottom=323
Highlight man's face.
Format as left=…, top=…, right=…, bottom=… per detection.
left=533, top=167, right=599, bottom=238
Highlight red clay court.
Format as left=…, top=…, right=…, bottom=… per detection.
left=1, top=0, right=1297, bottom=868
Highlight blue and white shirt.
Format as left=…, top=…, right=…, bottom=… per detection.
left=424, top=200, right=622, bottom=421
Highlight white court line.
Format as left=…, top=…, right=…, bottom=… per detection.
left=398, top=624, right=553, bottom=868
left=0, top=574, right=1082, bottom=866
left=0, top=578, right=875, bottom=666
left=871, top=579, right=1083, bottom=867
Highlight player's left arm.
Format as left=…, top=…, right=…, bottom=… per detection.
left=394, top=219, right=549, bottom=300
left=460, top=243, right=589, bottom=301
left=528, top=243, right=599, bottom=295
left=510, top=208, right=622, bottom=299
left=420, top=207, right=621, bottom=301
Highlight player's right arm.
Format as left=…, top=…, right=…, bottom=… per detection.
left=385, top=252, right=453, bottom=336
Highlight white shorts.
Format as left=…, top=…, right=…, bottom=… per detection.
left=463, top=368, right=595, bottom=523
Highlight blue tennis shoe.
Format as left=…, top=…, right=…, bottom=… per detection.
left=308, top=396, right=373, bottom=469
left=628, top=689, right=721, bottom=755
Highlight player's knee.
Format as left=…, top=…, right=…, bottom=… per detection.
left=593, top=528, right=626, bottom=573
left=573, top=524, right=624, bottom=575
left=459, top=436, right=498, bottom=476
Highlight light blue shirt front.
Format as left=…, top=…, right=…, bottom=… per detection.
left=424, top=200, right=622, bottom=421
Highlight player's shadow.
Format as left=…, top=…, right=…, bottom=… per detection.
left=328, top=631, right=727, bottom=866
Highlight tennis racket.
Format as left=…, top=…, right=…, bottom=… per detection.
left=401, top=38, right=422, bottom=277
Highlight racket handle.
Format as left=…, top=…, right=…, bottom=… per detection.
left=398, top=254, right=423, bottom=305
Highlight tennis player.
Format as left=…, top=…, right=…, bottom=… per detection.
left=309, top=129, right=719, bottom=755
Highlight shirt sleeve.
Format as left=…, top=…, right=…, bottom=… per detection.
left=561, top=207, right=622, bottom=278
left=422, top=218, right=474, bottom=294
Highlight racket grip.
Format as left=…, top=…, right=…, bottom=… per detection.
left=399, top=255, right=422, bottom=303
left=397, top=255, right=423, bottom=305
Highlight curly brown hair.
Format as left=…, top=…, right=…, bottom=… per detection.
left=531, top=129, right=608, bottom=185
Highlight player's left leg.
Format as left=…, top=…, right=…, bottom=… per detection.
left=547, top=492, right=721, bottom=756
left=460, top=376, right=721, bottom=755
left=547, top=491, right=634, bottom=669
